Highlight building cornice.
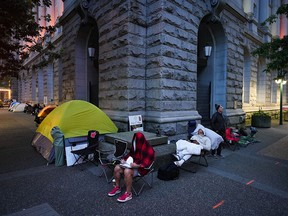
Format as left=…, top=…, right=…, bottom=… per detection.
left=23, top=33, right=63, bottom=67
left=224, top=2, right=247, bottom=23
left=243, top=30, right=263, bottom=45
left=59, top=0, right=80, bottom=26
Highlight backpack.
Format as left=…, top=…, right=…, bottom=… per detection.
left=157, top=162, right=179, bottom=181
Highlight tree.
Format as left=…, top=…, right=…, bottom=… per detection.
left=0, top=0, right=53, bottom=78
left=252, top=4, right=288, bottom=78
left=252, top=4, right=288, bottom=125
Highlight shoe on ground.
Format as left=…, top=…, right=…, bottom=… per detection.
left=208, top=154, right=217, bottom=158
left=217, top=154, right=225, bottom=158
left=108, top=186, right=121, bottom=197
left=174, top=160, right=181, bottom=167
left=171, top=154, right=180, bottom=161
left=117, top=191, right=132, bottom=203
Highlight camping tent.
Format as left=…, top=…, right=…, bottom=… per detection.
left=12, top=103, right=27, bottom=112
left=8, top=102, right=19, bottom=111
left=31, top=100, right=118, bottom=163
left=34, top=105, right=57, bottom=126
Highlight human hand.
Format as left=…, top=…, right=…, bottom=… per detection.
left=130, top=162, right=139, bottom=168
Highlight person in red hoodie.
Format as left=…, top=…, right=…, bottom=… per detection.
left=108, top=132, right=155, bottom=203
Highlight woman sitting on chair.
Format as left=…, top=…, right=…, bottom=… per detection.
left=107, top=132, right=155, bottom=203
left=172, top=125, right=211, bottom=166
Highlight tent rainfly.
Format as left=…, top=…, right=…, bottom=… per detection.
left=31, top=100, right=118, bottom=162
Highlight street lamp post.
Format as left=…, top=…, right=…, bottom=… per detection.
left=275, top=76, right=287, bottom=125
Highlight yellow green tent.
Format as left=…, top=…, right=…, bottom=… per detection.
left=31, top=100, right=118, bottom=161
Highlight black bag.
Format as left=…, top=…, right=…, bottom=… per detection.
left=157, top=162, right=179, bottom=181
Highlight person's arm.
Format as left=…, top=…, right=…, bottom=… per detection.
left=130, top=162, right=140, bottom=168
left=138, top=146, right=155, bottom=168
left=190, top=135, right=199, bottom=144
left=211, top=113, right=217, bottom=131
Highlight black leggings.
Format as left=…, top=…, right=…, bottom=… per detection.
left=211, top=142, right=222, bottom=155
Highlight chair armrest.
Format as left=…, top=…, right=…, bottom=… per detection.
left=98, top=148, right=114, bottom=154
left=142, top=161, right=154, bottom=170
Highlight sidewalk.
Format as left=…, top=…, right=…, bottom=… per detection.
left=0, top=109, right=288, bottom=216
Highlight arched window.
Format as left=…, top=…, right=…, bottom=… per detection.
left=46, top=63, right=54, bottom=103
left=32, top=69, right=36, bottom=101
left=256, top=58, right=266, bottom=104
left=271, top=71, right=278, bottom=103
left=243, top=48, right=251, bottom=103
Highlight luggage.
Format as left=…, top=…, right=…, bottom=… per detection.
left=157, top=162, right=179, bottom=181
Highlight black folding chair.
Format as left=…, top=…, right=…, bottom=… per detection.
left=71, top=130, right=99, bottom=169
left=132, top=161, right=155, bottom=196
left=180, top=120, right=208, bottom=172
left=97, top=139, right=128, bottom=183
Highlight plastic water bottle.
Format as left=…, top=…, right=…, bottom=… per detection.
left=112, top=179, right=116, bottom=187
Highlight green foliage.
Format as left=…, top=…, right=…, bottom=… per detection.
left=31, top=48, right=63, bottom=70
left=252, top=110, right=270, bottom=117
left=0, top=0, right=53, bottom=77
left=263, top=4, right=288, bottom=25
left=252, top=4, right=288, bottom=74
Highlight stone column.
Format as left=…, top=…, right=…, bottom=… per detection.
left=280, top=0, right=288, bottom=38
left=38, top=1, right=46, bottom=37
left=270, top=0, right=280, bottom=37
left=55, top=0, right=64, bottom=19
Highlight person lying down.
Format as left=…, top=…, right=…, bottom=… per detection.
left=172, top=124, right=211, bottom=166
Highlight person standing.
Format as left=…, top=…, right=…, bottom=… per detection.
left=211, top=104, right=226, bottom=158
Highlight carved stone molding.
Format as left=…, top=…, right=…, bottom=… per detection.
left=207, top=0, right=226, bottom=23
left=77, top=0, right=94, bottom=25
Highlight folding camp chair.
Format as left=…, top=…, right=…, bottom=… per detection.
left=225, top=127, right=240, bottom=151
left=70, top=130, right=99, bottom=169
left=179, top=120, right=208, bottom=172
left=97, top=139, right=128, bottom=183
left=132, top=161, right=155, bottom=196
left=190, top=149, right=208, bottom=167
left=177, top=148, right=208, bottom=173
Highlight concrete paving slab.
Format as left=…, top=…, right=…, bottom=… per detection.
left=5, top=203, right=60, bottom=216
left=258, top=135, right=288, bottom=160
left=1, top=109, right=288, bottom=216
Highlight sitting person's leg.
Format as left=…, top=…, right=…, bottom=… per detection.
left=114, top=165, right=123, bottom=187
left=123, top=168, right=134, bottom=194
left=174, top=151, right=192, bottom=166
left=117, top=168, right=134, bottom=202
left=178, top=149, right=190, bottom=158
left=173, top=148, right=189, bottom=160
left=108, top=165, right=123, bottom=196
left=174, top=140, right=189, bottom=157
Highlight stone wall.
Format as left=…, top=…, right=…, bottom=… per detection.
left=67, top=0, right=205, bottom=139
left=144, top=0, right=204, bottom=139
left=16, top=0, right=285, bottom=141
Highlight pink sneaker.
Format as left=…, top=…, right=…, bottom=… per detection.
left=108, top=186, right=121, bottom=197
left=117, top=192, right=132, bottom=203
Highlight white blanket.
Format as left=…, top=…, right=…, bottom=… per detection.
left=176, top=139, right=203, bottom=155
left=192, top=124, right=224, bottom=150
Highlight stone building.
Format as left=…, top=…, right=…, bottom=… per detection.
left=18, top=0, right=288, bottom=140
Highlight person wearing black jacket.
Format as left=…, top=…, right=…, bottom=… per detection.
left=211, top=104, right=226, bottom=158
